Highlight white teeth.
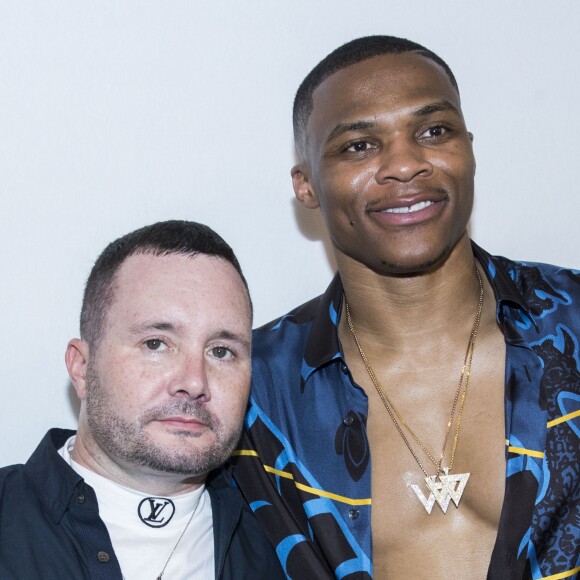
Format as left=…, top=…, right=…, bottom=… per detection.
left=383, top=201, right=433, bottom=214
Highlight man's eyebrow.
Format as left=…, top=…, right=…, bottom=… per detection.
left=129, top=321, right=178, bottom=334
left=325, top=120, right=376, bottom=144
left=209, top=329, right=252, bottom=351
left=413, top=100, right=459, bottom=117
left=323, top=101, right=459, bottom=145
left=130, top=323, right=251, bottom=348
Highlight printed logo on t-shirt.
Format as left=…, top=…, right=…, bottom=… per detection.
left=138, top=497, right=175, bottom=528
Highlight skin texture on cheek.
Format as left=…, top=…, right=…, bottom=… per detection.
left=84, top=357, right=245, bottom=476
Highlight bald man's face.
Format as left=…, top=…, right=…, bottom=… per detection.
left=292, top=52, right=476, bottom=274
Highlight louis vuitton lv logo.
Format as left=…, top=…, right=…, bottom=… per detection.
left=137, top=497, right=176, bottom=528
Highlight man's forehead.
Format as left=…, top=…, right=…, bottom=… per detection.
left=104, top=253, right=252, bottom=328
left=116, top=251, right=222, bottom=280
left=310, top=52, right=460, bottom=118
left=112, top=252, right=249, bottom=308
left=303, top=52, right=462, bottom=151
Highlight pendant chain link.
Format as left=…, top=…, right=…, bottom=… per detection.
left=155, top=491, right=203, bottom=580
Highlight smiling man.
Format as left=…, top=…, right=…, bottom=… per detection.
left=0, top=220, right=284, bottom=579
left=232, top=37, right=580, bottom=578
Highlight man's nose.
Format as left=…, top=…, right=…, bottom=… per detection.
left=167, top=354, right=210, bottom=401
left=375, top=136, right=433, bottom=183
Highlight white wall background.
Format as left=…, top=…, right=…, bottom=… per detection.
left=1, top=1, right=578, bottom=466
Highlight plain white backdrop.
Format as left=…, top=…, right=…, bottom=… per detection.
left=1, top=1, right=578, bottom=465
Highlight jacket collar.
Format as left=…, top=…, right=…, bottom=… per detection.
left=24, top=428, right=83, bottom=523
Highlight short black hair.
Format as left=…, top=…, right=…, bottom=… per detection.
left=80, top=220, right=251, bottom=348
left=293, top=35, right=459, bottom=159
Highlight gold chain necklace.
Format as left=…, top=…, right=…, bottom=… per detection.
left=345, top=267, right=484, bottom=514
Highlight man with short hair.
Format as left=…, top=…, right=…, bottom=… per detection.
left=0, top=220, right=284, bottom=579
left=232, top=36, right=580, bottom=579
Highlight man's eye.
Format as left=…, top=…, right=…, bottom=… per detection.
left=345, top=141, right=374, bottom=153
left=420, top=126, right=447, bottom=138
left=145, top=339, right=166, bottom=351
left=210, top=346, right=233, bottom=360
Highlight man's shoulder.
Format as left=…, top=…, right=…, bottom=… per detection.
left=0, top=460, right=35, bottom=520
left=494, top=253, right=578, bottom=285
left=0, top=443, right=35, bottom=492
left=252, top=292, right=325, bottom=352
left=0, top=463, right=25, bottom=492
left=249, top=288, right=336, bottom=403
left=482, top=248, right=579, bottom=324
left=0, top=429, right=76, bottom=498
left=255, top=293, right=326, bottom=333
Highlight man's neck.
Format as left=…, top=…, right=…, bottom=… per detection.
left=70, top=428, right=205, bottom=497
left=337, top=236, right=485, bottom=356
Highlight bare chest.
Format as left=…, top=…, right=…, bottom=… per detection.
left=349, top=334, right=507, bottom=578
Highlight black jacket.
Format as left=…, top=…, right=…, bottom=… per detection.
left=0, top=429, right=286, bottom=579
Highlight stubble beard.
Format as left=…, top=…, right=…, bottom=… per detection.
left=84, top=360, right=243, bottom=476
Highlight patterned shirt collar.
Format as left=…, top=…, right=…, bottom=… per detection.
left=302, top=241, right=532, bottom=385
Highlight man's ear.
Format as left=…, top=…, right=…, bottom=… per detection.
left=467, top=132, right=476, bottom=175
left=65, top=339, right=90, bottom=400
left=291, top=164, right=320, bottom=209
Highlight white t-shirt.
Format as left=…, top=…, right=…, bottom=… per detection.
left=59, top=436, right=214, bottom=580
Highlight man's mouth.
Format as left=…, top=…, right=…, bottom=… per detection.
left=143, top=402, right=217, bottom=431
left=367, top=193, right=446, bottom=226
left=381, top=200, right=434, bottom=214
left=156, top=416, right=210, bottom=434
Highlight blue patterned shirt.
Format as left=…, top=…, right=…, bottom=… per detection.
left=232, top=244, right=579, bottom=579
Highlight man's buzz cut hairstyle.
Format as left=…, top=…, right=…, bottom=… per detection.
left=80, top=220, right=252, bottom=349
left=293, top=35, right=460, bottom=160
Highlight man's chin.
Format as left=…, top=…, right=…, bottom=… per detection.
left=371, top=239, right=462, bottom=276
left=131, top=448, right=224, bottom=476
left=131, top=432, right=240, bottom=476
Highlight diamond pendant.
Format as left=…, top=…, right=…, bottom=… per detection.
left=410, top=468, right=470, bottom=514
